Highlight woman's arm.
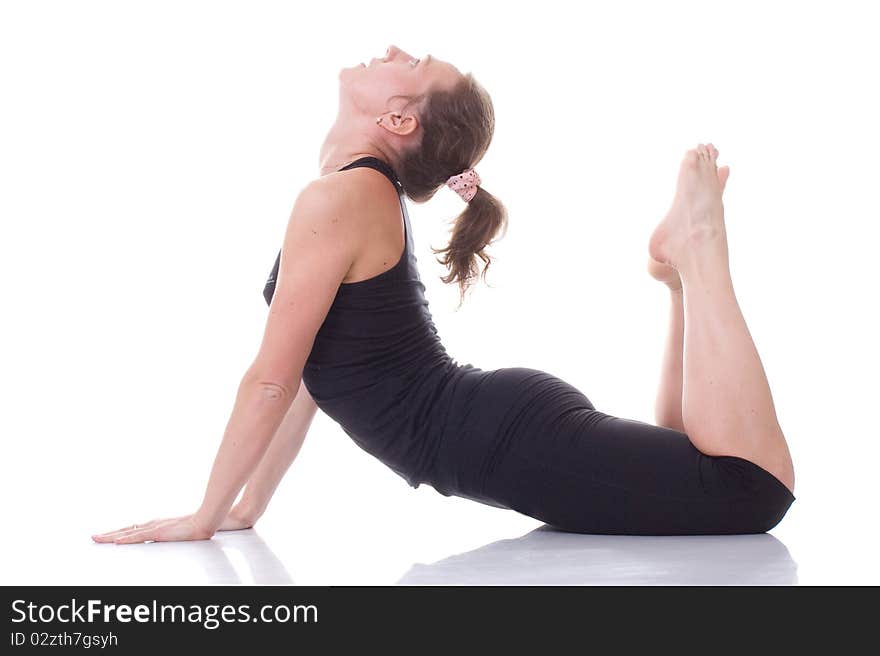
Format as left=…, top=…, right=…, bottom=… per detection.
left=192, top=178, right=367, bottom=534
left=191, top=371, right=297, bottom=533
left=222, top=379, right=319, bottom=529
left=93, top=174, right=371, bottom=544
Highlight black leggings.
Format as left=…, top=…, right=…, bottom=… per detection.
left=429, top=367, right=795, bottom=535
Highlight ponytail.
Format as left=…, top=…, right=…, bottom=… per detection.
left=394, top=71, right=505, bottom=306
left=432, top=186, right=508, bottom=308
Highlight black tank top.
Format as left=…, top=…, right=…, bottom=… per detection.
left=262, top=156, right=482, bottom=488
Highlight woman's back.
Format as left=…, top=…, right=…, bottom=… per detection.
left=263, top=156, right=486, bottom=489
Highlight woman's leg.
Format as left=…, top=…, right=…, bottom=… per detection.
left=646, top=164, right=731, bottom=433
left=469, top=369, right=795, bottom=535
left=649, top=144, right=795, bottom=493
left=647, top=258, right=685, bottom=431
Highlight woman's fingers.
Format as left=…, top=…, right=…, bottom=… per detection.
left=91, top=524, right=137, bottom=539
left=92, top=523, right=149, bottom=542
left=113, top=517, right=208, bottom=544
left=113, top=527, right=159, bottom=544
left=92, top=517, right=170, bottom=542
left=93, top=515, right=214, bottom=545
left=107, top=520, right=172, bottom=544
left=92, top=521, right=150, bottom=539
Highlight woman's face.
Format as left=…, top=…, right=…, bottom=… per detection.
left=339, top=44, right=462, bottom=116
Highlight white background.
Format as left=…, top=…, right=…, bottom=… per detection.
left=2, top=0, right=877, bottom=584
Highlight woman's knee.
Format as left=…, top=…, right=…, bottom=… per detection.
left=735, top=460, right=796, bottom=534
left=747, top=492, right=795, bottom=533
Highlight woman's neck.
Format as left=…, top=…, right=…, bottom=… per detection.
left=318, top=116, right=393, bottom=177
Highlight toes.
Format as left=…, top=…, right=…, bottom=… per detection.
left=718, top=165, right=730, bottom=193
left=708, top=143, right=719, bottom=161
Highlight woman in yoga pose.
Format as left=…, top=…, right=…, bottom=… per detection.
left=93, top=45, right=795, bottom=543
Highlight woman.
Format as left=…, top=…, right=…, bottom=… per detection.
left=93, top=45, right=795, bottom=544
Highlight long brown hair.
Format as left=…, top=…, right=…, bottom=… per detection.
left=393, top=73, right=508, bottom=307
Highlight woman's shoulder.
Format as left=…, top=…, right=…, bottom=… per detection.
left=295, top=166, right=401, bottom=233
left=302, top=164, right=397, bottom=197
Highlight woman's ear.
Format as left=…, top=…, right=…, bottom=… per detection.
left=377, top=111, right=419, bottom=137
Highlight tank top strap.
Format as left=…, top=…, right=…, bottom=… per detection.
left=339, top=156, right=413, bottom=254
left=339, top=156, right=404, bottom=194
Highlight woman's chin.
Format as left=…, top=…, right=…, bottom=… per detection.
left=339, top=63, right=365, bottom=78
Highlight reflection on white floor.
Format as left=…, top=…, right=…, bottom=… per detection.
left=69, top=525, right=796, bottom=586
left=3, top=486, right=879, bottom=585
left=399, top=527, right=797, bottom=585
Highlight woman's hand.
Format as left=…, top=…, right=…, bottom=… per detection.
left=91, top=514, right=215, bottom=545
left=217, top=504, right=258, bottom=532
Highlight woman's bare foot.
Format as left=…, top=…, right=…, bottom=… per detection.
left=649, top=144, right=731, bottom=269
left=646, top=255, right=682, bottom=292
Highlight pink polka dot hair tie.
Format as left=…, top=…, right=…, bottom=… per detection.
left=446, top=167, right=481, bottom=203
